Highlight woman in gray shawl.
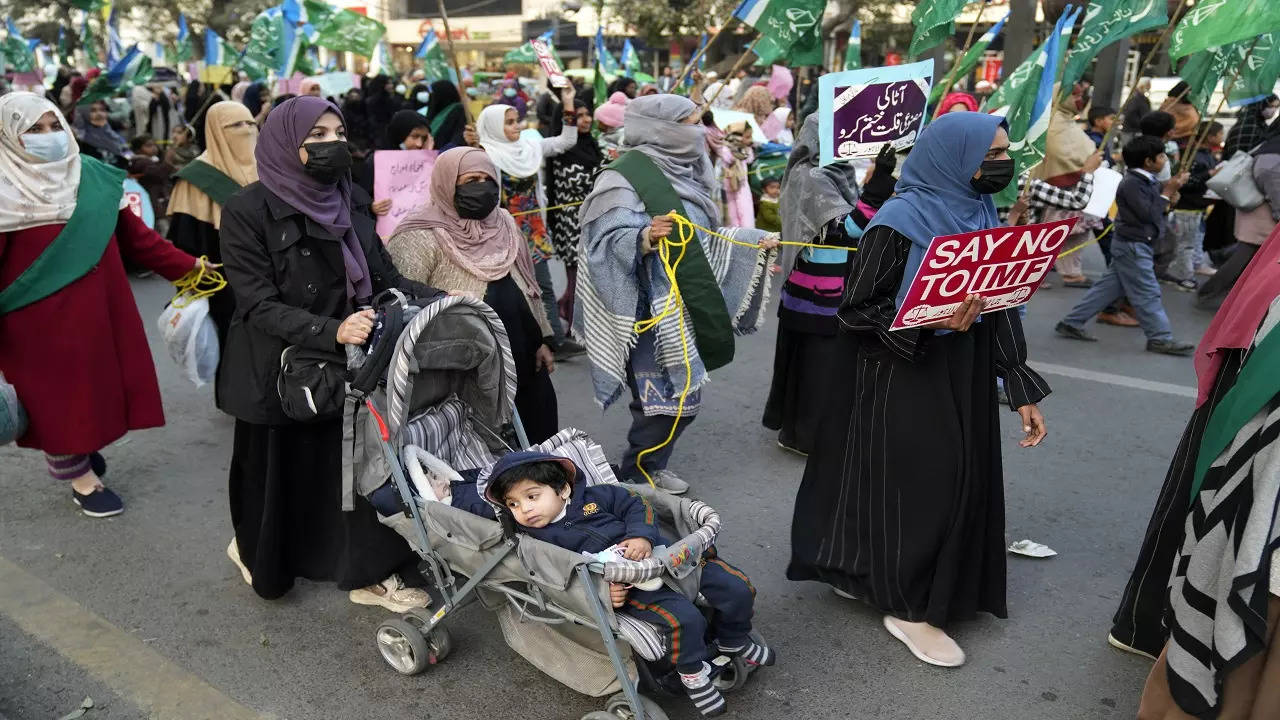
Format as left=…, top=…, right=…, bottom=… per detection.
left=762, top=117, right=897, bottom=455
left=578, top=94, right=778, bottom=494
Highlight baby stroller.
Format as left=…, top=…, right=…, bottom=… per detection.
left=343, top=295, right=765, bottom=720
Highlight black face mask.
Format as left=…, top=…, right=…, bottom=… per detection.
left=454, top=179, right=500, bottom=219
left=302, top=140, right=352, bottom=184
left=970, top=158, right=1015, bottom=195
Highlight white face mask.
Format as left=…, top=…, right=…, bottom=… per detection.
left=416, top=91, right=429, bottom=104
left=21, top=131, right=68, bottom=162
left=1263, top=106, right=1279, bottom=120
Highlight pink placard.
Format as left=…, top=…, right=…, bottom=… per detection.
left=276, top=72, right=306, bottom=95
left=890, top=217, right=1079, bottom=331
left=373, top=149, right=438, bottom=241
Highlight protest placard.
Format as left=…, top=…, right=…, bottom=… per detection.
left=532, top=38, right=568, bottom=88
left=312, top=72, right=357, bottom=99
left=1083, top=166, right=1123, bottom=219
left=373, top=149, right=437, bottom=240
left=818, top=60, right=933, bottom=166
left=889, top=217, right=1079, bottom=331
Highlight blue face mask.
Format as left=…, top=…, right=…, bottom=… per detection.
left=503, top=88, right=517, bottom=98
left=416, top=91, right=429, bottom=104
left=21, top=131, right=68, bottom=162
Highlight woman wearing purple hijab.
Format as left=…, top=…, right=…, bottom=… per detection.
left=217, top=95, right=442, bottom=609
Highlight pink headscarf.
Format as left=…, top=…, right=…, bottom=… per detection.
left=1194, top=224, right=1280, bottom=406
left=394, top=147, right=539, bottom=297
left=767, top=65, right=794, bottom=101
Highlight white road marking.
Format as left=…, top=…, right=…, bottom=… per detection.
left=1030, top=361, right=1197, bottom=399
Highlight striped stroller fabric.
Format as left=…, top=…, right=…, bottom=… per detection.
left=403, top=398, right=496, bottom=473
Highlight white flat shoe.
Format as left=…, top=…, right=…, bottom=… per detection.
left=1107, top=633, right=1157, bottom=661
left=349, top=574, right=432, bottom=613
left=883, top=615, right=965, bottom=667
left=227, top=538, right=252, bottom=586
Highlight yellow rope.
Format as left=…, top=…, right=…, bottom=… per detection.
left=510, top=201, right=585, bottom=217
left=170, top=257, right=227, bottom=309
left=628, top=213, right=853, bottom=487
left=1055, top=223, right=1112, bottom=260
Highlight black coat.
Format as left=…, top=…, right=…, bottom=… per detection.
left=216, top=182, right=439, bottom=424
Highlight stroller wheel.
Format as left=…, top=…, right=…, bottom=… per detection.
left=424, top=625, right=453, bottom=663
left=599, top=691, right=669, bottom=720
left=375, top=618, right=430, bottom=675
left=710, top=653, right=749, bottom=693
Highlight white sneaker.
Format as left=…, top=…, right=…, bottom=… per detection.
left=650, top=470, right=689, bottom=495
left=349, top=574, right=432, bottom=612
left=227, top=538, right=252, bottom=586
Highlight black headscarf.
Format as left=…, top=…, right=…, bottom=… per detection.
left=242, top=81, right=266, bottom=119
left=425, top=80, right=466, bottom=150
left=1225, top=95, right=1280, bottom=160
left=553, top=99, right=602, bottom=168
left=409, top=82, right=431, bottom=111
left=383, top=109, right=431, bottom=150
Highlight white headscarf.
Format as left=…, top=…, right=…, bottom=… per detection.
left=476, top=103, right=543, bottom=179
left=0, top=92, right=83, bottom=233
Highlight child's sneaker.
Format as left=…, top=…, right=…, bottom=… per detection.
left=679, top=662, right=726, bottom=717
left=719, top=638, right=776, bottom=667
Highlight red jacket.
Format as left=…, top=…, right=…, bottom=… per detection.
left=0, top=209, right=195, bottom=454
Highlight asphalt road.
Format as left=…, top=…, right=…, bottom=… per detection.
left=0, top=245, right=1212, bottom=720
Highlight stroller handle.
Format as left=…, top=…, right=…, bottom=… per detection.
left=594, top=501, right=721, bottom=584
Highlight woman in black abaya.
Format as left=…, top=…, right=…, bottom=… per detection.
left=787, top=112, right=1051, bottom=668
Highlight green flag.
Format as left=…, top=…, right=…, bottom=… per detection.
left=504, top=41, right=536, bottom=65
left=985, top=7, right=1079, bottom=206
left=1169, top=0, right=1280, bottom=61
left=733, top=0, right=824, bottom=66
left=81, top=17, right=101, bottom=68
left=3, top=20, right=35, bottom=73
left=1061, top=0, right=1168, bottom=92
left=593, top=62, right=608, bottom=109
left=80, top=45, right=153, bottom=105
left=240, top=9, right=283, bottom=82
left=415, top=33, right=451, bottom=82
left=929, top=12, right=1008, bottom=106
left=70, top=0, right=109, bottom=10
left=1229, top=33, right=1280, bottom=106
left=305, top=0, right=386, bottom=57
left=1178, top=44, right=1237, bottom=113
left=908, top=0, right=968, bottom=58
left=843, top=21, right=861, bottom=71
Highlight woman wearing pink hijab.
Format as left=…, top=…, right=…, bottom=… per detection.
left=934, top=91, right=979, bottom=118
left=388, top=147, right=559, bottom=444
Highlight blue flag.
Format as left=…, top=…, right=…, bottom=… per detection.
left=595, top=27, right=620, bottom=75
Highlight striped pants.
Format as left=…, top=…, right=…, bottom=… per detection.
left=621, top=556, right=756, bottom=670
left=45, top=453, right=91, bottom=480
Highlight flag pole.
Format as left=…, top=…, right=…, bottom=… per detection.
left=435, top=0, right=473, bottom=123
left=676, top=21, right=732, bottom=88
left=1179, top=39, right=1259, bottom=174
left=703, top=34, right=760, bottom=109
left=960, top=0, right=989, bottom=55
left=1098, top=0, right=1193, bottom=153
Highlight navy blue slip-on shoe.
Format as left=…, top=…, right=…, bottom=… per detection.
left=72, top=486, right=124, bottom=518
left=89, top=452, right=107, bottom=478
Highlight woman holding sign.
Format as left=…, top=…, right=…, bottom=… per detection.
left=787, top=112, right=1050, bottom=668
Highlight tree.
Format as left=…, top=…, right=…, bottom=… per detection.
left=0, top=0, right=264, bottom=48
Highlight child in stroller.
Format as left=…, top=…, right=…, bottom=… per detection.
left=448, top=450, right=776, bottom=717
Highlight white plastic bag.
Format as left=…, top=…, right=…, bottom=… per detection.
left=157, top=293, right=220, bottom=387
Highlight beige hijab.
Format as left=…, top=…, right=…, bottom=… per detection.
left=167, top=101, right=259, bottom=228
left=1032, top=96, right=1097, bottom=181
left=0, top=92, right=83, bottom=233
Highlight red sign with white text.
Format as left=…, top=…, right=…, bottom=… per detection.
left=889, top=218, right=1078, bottom=331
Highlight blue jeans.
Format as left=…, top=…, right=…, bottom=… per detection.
left=1062, top=239, right=1173, bottom=342
left=533, top=259, right=564, bottom=344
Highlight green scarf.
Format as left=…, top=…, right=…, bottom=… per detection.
left=173, top=159, right=242, bottom=206
left=1190, top=326, right=1280, bottom=503
left=0, top=156, right=125, bottom=315
left=608, top=150, right=735, bottom=371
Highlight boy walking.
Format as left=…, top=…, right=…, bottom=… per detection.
left=1055, top=136, right=1196, bottom=356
